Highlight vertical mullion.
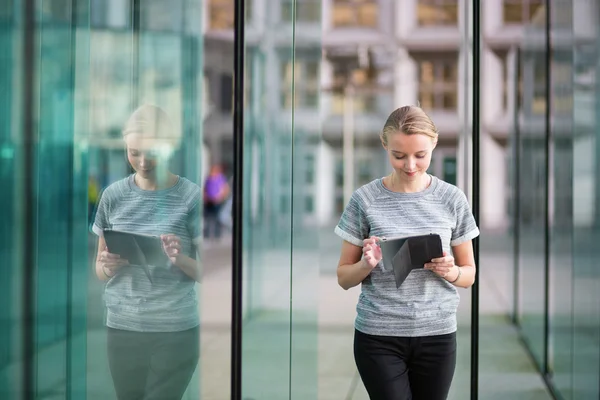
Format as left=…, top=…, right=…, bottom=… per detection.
left=543, top=0, right=551, bottom=378
left=471, top=0, right=481, bottom=399
left=22, top=0, right=37, bottom=397
left=231, top=0, right=245, bottom=398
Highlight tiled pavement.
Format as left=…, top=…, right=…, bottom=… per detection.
left=16, top=230, right=552, bottom=399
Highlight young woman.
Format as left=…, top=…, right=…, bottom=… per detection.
left=335, top=105, right=479, bottom=400
left=92, top=105, right=201, bottom=400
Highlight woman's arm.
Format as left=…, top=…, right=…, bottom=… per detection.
left=172, top=252, right=202, bottom=283
left=94, top=237, right=128, bottom=282
left=337, top=240, right=374, bottom=290
left=445, top=240, right=476, bottom=288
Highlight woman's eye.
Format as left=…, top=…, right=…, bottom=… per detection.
left=416, top=155, right=426, bottom=159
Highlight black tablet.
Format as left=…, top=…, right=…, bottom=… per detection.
left=103, top=229, right=170, bottom=283
left=379, top=234, right=444, bottom=288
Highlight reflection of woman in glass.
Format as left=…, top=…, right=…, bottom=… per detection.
left=335, top=106, right=479, bottom=400
left=92, top=105, right=201, bottom=399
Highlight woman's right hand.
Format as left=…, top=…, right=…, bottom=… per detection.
left=98, top=247, right=129, bottom=276
left=362, top=236, right=382, bottom=269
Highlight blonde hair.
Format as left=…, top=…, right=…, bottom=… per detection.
left=380, top=105, right=438, bottom=146
left=122, top=104, right=174, bottom=139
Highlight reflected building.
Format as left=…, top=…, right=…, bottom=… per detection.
left=203, top=0, right=547, bottom=231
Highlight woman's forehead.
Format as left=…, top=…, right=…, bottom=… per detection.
left=125, top=133, right=170, bottom=150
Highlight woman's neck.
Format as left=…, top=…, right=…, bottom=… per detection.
left=387, top=172, right=431, bottom=193
left=134, top=172, right=177, bottom=191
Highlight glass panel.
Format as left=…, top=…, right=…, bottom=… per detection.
left=86, top=1, right=204, bottom=398
left=242, top=1, right=320, bottom=398
left=517, top=12, right=548, bottom=371
left=0, top=2, right=24, bottom=396
left=242, top=3, right=295, bottom=398
left=572, top=3, right=600, bottom=396
left=548, top=0, right=575, bottom=394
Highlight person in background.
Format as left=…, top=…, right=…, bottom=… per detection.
left=203, top=163, right=230, bottom=239
left=335, top=105, right=479, bottom=400
left=92, top=104, right=201, bottom=400
left=88, top=175, right=99, bottom=227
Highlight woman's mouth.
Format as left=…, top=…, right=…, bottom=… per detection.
left=404, top=171, right=417, bottom=177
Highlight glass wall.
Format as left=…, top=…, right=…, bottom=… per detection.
left=512, top=1, right=600, bottom=399
left=1, top=0, right=205, bottom=398
left=242, top=0, right=321, bottom=398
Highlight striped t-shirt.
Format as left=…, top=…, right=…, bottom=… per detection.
left=93, top=174, right=201, bottom=332
left=334, top=175, right=479, bottom=337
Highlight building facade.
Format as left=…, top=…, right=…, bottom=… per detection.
left=203, top=0, right=545, bottom=230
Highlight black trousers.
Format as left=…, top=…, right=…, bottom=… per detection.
left=107, top=326, right=199, bottom=400
left=354, top=329, right=457, bottom=400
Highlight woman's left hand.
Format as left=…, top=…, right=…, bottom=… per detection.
left=424, top=251, right=456, bottom=279
left=161, top=234, right=182, bottom=264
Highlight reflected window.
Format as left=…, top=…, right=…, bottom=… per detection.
left=281, top=0, right=320, bottom=22
left=501, top=53, right=523, bottom=112
left=141, top=0, right=184, bottom=32
left=280, top=59, right=319, bottom=109
left=332, top=0, right=378, bottom=28
left=305, top=154, right=315, bottom=184
left=304, top=196, right=315, bottom=213
left=443, top=156, right=457, bottom=185
left=417, top=0, right=458, bottom=26
left=209, top=0, right=234, bottom=30
left=39, top=0, right=71, bottom=22
left=503, top=0, right=543, bottom=24
left=330, top=59, right=378, bottom=114
left=417, top=57, right=458, bottom=111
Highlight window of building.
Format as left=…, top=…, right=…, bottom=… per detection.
left=220, top=74, right=233, bottom=113
left=304, top=196, right=315, bottom=213
left=209, top=0, right=233, bottom=30
left=305, top=154, right=315, bottom=184
left=282, top=0, right=320, bottom=22
left=503, top=0, right=543, bottom=24
left=332, top=0, right=378, bottom=28
left=280, top=60, right=319, bottom=109
left=501, top=53, right=523, bottom=112
left=330, top=62, right=378, bottom=114
left=443, top=156, right=457, bottom=185
left=417, top=0, right=458, bottom=26
left=417, top=58, right=458, bottom=110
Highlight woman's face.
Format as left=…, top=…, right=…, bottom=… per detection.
left=125, top=133, right=167, bottom=179
left=383, top=131, right=436, bottom=181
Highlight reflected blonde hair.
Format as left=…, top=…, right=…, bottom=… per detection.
left=380, top=105, right=438, bottom=146
left=122, top=104, right=174, bottom=139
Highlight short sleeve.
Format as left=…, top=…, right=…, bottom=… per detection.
left=334, top=192, right=369, bottom=247
left=187, top=198, right=202, bottom=246
left=92, top=189, right=110, bottom=237
left=451, top=190, right=480, bottom=246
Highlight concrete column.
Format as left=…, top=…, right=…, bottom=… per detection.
left=317, top=141, right=335, bottom=225
left=482, top=0, right=502, bottom=36
left=394, top=48, right=418, bottom=108
left=322, top=0, right=332, bottom=32
left=482, top=48, right=503, bottom=125
left=481, top=134, right=507, bottom=229
left=397, top=0, right=416, bottom=38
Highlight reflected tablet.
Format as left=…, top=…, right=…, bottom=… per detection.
left=103, top=229, right=169, bottom=283
left=379, top=234, right=443, bottom=288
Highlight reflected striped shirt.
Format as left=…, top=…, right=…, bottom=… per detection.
left=93, top=174, right=201, bottom=333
